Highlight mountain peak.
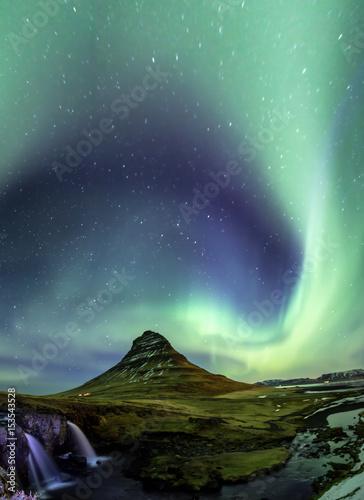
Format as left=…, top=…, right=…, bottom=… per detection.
left=131, top=330, right=172, bottom=351
left=62, top=330, right=255, bottom=398
left=123, top=330, right=183, bottom=366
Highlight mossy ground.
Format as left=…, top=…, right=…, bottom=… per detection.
left=140, top=448, right=291, bottom=492
left=0, top=388, right=345, bottom=493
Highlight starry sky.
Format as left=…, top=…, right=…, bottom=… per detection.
left=0, top=0, right=363, bottom=395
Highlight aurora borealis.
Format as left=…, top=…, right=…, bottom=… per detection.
left=0, top=1, right=363, bottom=395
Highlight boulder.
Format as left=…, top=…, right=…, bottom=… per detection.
left=16, top=412, right=68, bottom=456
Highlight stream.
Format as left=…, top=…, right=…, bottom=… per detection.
left=200, top=394, right=364, bottom=499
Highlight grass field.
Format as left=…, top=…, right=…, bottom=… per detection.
left=0, top=387, right=343, bottom=492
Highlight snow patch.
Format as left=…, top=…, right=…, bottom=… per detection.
left=319, top=470, right=364, bottom=499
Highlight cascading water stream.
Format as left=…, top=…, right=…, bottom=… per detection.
left=25, top=433, right=60, bottom=490
left=67, top=421, right=97, bottom=459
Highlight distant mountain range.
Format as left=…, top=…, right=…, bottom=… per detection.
left=255, top=369, right=364, bottom=386
left=58, top=330, right=256, bottom=398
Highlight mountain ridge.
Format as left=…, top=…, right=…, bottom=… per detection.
left=255, top=368, right=364, bottom=386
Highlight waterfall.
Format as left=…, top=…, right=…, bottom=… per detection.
left=25, top=433, right=60, bottom=489
left=67, top=421, right=97, bottom=459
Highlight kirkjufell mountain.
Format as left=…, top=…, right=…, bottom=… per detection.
left=59, top=330, right=255, bottom=398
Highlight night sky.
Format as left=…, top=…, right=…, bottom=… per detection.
left=1, top=1, right=364, bottom=395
